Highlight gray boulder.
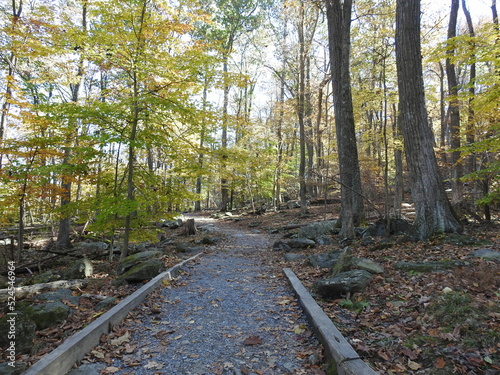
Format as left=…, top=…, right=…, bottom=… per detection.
left=286, top=238, right=316, bottom=249
left=329, top=247, right=354, bottom=277
left=95, top=297, right=117, bottom=312
left=24, top=301, right=71, bottom=330
left=394, top=260, right=469, bottom=273
left=273, top=240, right=292, bottom=252
left=36, top=289, right=80, bottom=306
left=26, top=271, right=61, bottom=285
left=314, top=234, right=334, bottom=245
left=362, top=218, right=411, bottom=237
left=0, top=313, right=36, bottom=354
left=165, top=218, right=183, bottom=229
left=63, top=257, right=93, bottom=279
left=298, top=221, right=337, bottom=239
left=469, top=248, right=500, bottom=261
left=0, top=362, right=28, bottom=375
left=73, top=241, right=108, bottom=254
left=308, top=253, right=340, bottom=268
left=174, top=242, right=204, bottom=253
left=314, top=270, right=373, bottom=298
left=117, top=260, right=165, bottom=283
left=353, top=258, right=384, bottom=274
left=117, top=250, right=163, bottom=275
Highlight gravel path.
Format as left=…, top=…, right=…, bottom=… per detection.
left=93, top=219, right=322, bottom=375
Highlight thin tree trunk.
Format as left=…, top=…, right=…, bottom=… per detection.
left=57, top=2, right=87, bottom=248
left=220, top=55, right=230, bottom=212
left=297, top=1, right=308, bottom=215
left=195, top=79, right=209, bottom=211
left=0, top=1, right=22, bottom=171
left=446, top=0, right=463, bottom=206
left=462, top=0, right=476, bottom=176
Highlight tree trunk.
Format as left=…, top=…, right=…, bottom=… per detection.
left=392, top=103, right=404, bottom=219
left=395, top=0, right=462, bottom=240
left=446, top=0, right=463, bottom=206
left=122, top=1, right=147, bottom=260
left=57, top=2, right=87, bottom=248
left=297, top=1, right=308, bottom=215
left=220, top=56, right=230, bottom=212
left=325, top=0, right=365, bottom=238
left=183, top=218, right=197, bottom=235
left=462, top=0, right=476, bottom=176
left=195, top=78, right=209, bottom=211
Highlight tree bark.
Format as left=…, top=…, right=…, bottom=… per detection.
left=183, top=218, right=197, bottom=235
left=325, top=0, right=365, bottom=238
left=395, top=0, right=462, bottom=240
left=57, top=2, right=87, bottom=248
left=297, top=1, right=308, bottom=215
left=446, top=0, right=463, bottom=206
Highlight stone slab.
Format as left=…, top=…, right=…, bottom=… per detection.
left=283, top=268, right=378, bottom=375
left=23, top=253, right=203, bottom=375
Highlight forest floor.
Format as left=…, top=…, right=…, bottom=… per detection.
left=1, top=204, right=500, bottom=374
left=222, top=205, right=500, bottom=375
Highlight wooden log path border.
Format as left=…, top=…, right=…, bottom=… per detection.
left=283, top=268, right=378, bottom=375
left=23, top=252, right=203, bottom=375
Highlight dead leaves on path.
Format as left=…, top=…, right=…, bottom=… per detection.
left=243, top=335, right=263, bottom=345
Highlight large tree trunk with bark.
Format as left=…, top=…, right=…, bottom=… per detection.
left=325, top=0, right=365, bottom=238
left=395, top=0, right=462, bottom=240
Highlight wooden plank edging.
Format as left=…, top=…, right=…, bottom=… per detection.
left=282, top=268, right=378, bottom=375
left=23, top=253, right=203, bottom=375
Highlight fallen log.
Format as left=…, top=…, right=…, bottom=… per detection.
left=0, top=279, right=88, bottom=302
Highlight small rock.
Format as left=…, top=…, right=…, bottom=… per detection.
left=394, top=260, right=469, bottom=273
left=0, top=313, right=36, bottom=354
left=469, top=248, right=500, bottom=261
left=201, top=236, right=217, bottom=245
left=36, top=289, right=80, bottom=306
left=24, top=301, right=71, bottom=330
left=309, top=353, right=320, bottom=366
left=117, top=259, right=165, bottom=283
left=73, top=241, right=108, bottom=254
left=353, top=258, right=384, bottom=274
left=308, top=253, right=340, bottom=268
left=26, top=271, right=61, bottom=285
left=63, top=257, right=93, bottom=279
left=0, top=362, right=27, bottom=375
left=329, top=247, right=354, bottom=277
left=298, top=221, right=337, bottom=239
left=95, top=297, right=118, bottom=312
left=314, top=270, right=373, bottom=298
left=117, top=250, right=163, bottom=275
left=174, top=242, right=204, bottom=253
left=314, top=234, right=334, bottom=245
left=286, top=238, right=316, bottom=249
left=273, top=240, right=292, bottom=252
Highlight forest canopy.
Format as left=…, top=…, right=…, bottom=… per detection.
left=0, top=0, right=498, bottom=256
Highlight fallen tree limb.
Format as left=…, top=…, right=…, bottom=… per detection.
left=0, top=279, right=88, bottom=302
